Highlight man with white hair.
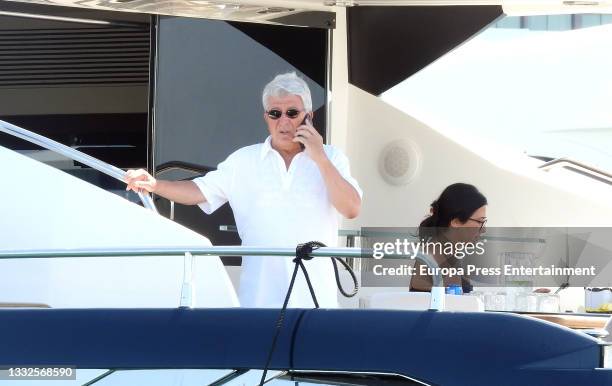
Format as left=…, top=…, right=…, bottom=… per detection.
left=125, top=72, right=362, bottom=308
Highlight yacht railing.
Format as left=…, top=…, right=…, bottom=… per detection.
left=0, top=119, right=157, bottom=212
left=0, top=246, right=445, bottom=311
left=154, top=161, right=214, bottom=220
left=155, top=161, right=213, bottom=175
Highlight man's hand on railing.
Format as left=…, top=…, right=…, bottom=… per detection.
left=125, top=169, right=158, bottom=194
left=125, top=169, right=205, bottom=206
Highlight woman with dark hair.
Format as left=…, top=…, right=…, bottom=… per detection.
left=410, top=183, right=488, bottom=293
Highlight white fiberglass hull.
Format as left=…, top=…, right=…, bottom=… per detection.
left=0, top=145, right=239, bottom=308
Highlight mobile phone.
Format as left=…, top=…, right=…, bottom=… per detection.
left=298, top=113, right=312, bottom=150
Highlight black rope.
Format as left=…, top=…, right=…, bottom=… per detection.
left=331, top=255, right=359, bottom=298
left=258, top=241, right=360, bottom=385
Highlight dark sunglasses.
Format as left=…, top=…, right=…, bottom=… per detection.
left=266, top=108, right=303, bottom=120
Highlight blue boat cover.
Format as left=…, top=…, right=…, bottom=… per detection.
left=0, top=308, right=610, bottom=386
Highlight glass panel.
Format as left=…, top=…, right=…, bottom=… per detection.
left=0, top=369, right=418, bottom=386
left=221, top=369, right=283, bottom=385
left=269, top=380, right=348, bottom=385
left=89, top=369, right=233, bottom=386
left=0, top=369, right=107, bottom=386
left=383, top=14, right=612, bottom=174
left=274, top=371, right=426, bottom=386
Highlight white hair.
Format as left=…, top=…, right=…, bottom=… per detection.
left=262, top=72, right=312, bottom=112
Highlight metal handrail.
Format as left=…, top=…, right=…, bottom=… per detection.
left=155, top=161, right=214, bottom=176
left=0, top=245, right=445, bottom=311
left=539, top=157, right=612, bottom=184
left=154, top=161, right=216, bottom=220
left=0, top=119, right=157, bottom=212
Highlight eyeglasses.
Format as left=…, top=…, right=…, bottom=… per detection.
left=469, top=218, right=487, bottom=231
left=266, top=108, right=303, bottom=120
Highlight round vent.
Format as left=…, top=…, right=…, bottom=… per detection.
left=378, top=139, right=421, bottom=186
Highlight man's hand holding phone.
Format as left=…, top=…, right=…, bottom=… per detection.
left=294, top=113, right=326, bottom=163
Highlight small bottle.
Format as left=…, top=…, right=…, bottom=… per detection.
left=445, top=284, right=463, bottom=295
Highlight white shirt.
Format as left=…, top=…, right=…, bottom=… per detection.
left=193, top=136, right=362, bottom=308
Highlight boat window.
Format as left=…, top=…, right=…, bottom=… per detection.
left=275, top=371, right=428, bottom=385
left=30, top=369, right=427, bottom=386
left=381, top=13, right=612, bottom=175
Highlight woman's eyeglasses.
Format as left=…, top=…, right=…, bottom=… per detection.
left=469, top=217, right=487, bottom=231
left=266, top=108, right=302, bottom=120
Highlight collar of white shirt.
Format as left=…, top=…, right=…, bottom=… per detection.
left=260, top=135, right=308, bottom=162
left=260, top=135, right=276, bottom=160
